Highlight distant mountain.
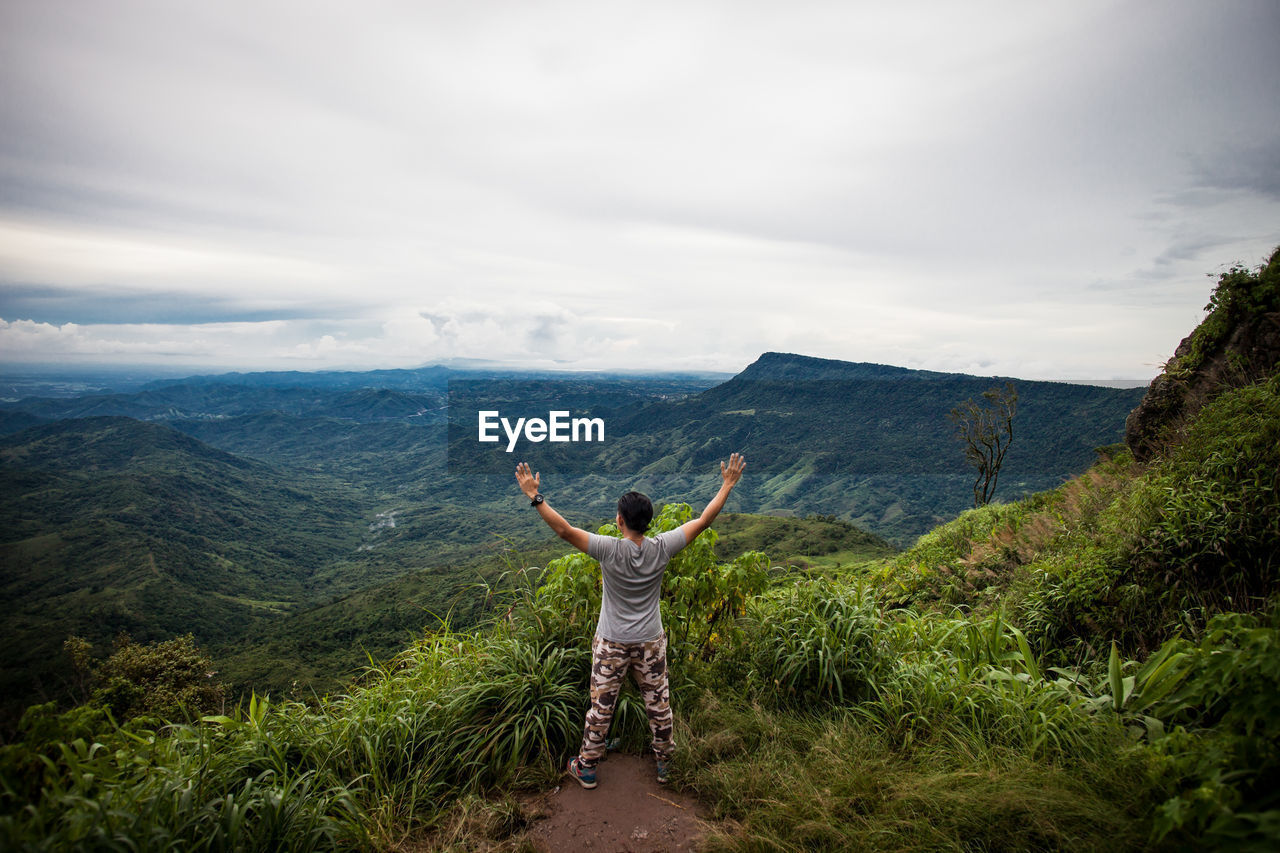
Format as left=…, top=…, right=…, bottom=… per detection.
left=452, top=353, right=1147, bottom=544
left=137, top=364, right=731, bottom=392
left=174, top=412, right=446, bottom=481
left=0, top=411, right=46, bottom=437
left=5, top=355, right=1142, bottom=547
left=141, top=365, right=457, bottom=392
left=640, top=352, right=1144, bottom=486
left=0, top=383, right=447, bottom=424
left=735, top=352, right=954, bottom=381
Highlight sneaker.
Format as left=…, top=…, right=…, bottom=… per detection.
left=566, top=756, right=597, bottom=789
left=656, top=759, right=670, bottom=785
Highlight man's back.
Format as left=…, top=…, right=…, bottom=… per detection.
left=588, top=528, right=687, bottom=643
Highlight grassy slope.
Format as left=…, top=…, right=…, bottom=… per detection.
left=711, top=511, right=896, bottom=570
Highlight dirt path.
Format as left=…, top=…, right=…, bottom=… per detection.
left=523, top=753, right=710, bottom=852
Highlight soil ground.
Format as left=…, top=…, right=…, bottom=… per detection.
left=523, top=752, right=710, bottom=852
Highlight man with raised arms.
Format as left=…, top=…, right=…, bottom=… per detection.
left=514, top=452, right=746, bottom=788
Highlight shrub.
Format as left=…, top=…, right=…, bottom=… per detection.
left=719, top=579, right=883, bottom=706
left=75, top=632, right=226, bottom=723
left=1147, top=608, right=1280, bottom=848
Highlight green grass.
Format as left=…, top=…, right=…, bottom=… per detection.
left=5, top=507, right=1277, bottom=850
left=678, top=694, right=1156, bottom=852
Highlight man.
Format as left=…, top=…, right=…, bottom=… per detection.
left=514, top=452, right=746, bottom=788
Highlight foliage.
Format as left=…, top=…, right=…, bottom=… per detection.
left=1019, top=375, right=1280, bottom=657
left=716, top=580, right=883, bottom=706
left=652, top=505, right=771, bottom=662
left=436, top=638, right=587, bottom=791
left=681, top=692, right=1155, bottom=853
left=0, top=627, right=587, bottom=850
left=708, top=511, right=896, bottom=568
left=516, top=503, right=770, bottom=666
left=876, top=498, right=1032, bottom=606
left=879, top=374, right=1278, bottom=667
left=87, top=633, right=225, bottom=723
left=1126, top=374, right=1280, bottom=614
left=1144, top=608, right=1280, bottom=848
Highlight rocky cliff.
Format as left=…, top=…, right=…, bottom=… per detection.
left=1126, top=246, right=1280, bottom=460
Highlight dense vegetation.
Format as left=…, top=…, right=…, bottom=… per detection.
left=3, top=254, right=1275, bottom=849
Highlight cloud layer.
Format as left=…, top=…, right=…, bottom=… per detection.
left=2, top=0, right=1278, bottom=378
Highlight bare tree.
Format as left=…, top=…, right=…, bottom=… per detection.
left=949, top=382, right=1018, bottom=507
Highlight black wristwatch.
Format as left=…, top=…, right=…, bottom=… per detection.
left=530, top=493, right=544, bottom=507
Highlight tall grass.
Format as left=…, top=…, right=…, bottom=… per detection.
left=679, top=692, right=1156, bottom=852
left=0, top=627, right=590, bottom=850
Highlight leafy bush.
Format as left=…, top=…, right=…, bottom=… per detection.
left=715, top=579, right=883, bottom=706
left=1146, top=608, right=1280, bottom=848
left=85, top=633, right=225, bottom=723
left=0, top=697, right=362, bottom=852
left=438, top=637, right=587, bottom=790
left=1128, top=375, right=1280, bottom=614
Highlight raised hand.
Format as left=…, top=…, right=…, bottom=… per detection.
left=720, top=452, right=746, bottom=487
left=515, top=461, right=541, bottom=499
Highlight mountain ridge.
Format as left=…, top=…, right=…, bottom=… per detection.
left=737, top=352, right=956, bottom=382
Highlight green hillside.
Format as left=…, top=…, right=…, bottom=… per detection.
left=614, top=357, right=1145, bottom=542
left=0, top=418, right=371, bottom=719
left=0, top=416, right=575, bottom=723
left=710, top=511, right=895, bottom=570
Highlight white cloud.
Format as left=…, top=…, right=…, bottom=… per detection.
left=0, top=221, right=339, bottom=296
left=1, top=0, right=1278, bottom=379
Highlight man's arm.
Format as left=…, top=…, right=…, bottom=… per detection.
left=515, top=462, right=591, bottom=553
left=679, top=452, right=746, bottom=544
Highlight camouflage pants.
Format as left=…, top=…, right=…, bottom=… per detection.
left=578, top=634, right=673, bottom=767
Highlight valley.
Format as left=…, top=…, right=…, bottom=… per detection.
left=0, top=355, right=1142, bottom=722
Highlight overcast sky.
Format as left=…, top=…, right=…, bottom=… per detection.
left=1, top=0, right=1278, bottom=380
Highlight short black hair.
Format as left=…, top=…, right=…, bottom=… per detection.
left=617, top=491, right=653, bottom=534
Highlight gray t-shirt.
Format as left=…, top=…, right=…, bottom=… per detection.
left=587, top=528, right=688, bottom=643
